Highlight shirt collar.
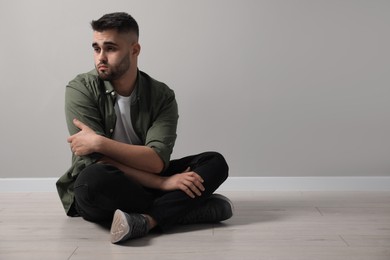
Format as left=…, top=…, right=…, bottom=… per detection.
left=103, top=80, right=116, bottom=97
left=102, top=70, right=141, bottom=102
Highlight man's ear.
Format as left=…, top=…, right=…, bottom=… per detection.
left=132, top=42, right=141, bottom=56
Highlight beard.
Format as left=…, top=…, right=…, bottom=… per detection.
left=96, top=54, right=130, bottom=81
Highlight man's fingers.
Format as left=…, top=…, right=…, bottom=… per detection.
left=186, top=172, right=204, bottom=183
left=187, top=176, right=204, bottom=192
left=183, top=184, right=197, bottom=198
left=187, top=181, right=202, bottom=196
left=73, top=118, right=86, bottom=130
left=182, top=172, right=205, bottom=195
left=187, top=173, right=205, bottom=190
left=182, top=178, right=203, bottom=197
left=195, top=181, right=205, bottom=192
left=185, top=189, right=195, bottom=198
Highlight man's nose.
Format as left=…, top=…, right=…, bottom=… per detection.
left=98, top=51, right=107, bottom=62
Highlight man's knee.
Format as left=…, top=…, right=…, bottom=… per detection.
left=75, top=163, right=118, bottom=192
left=73, top=164, right=116, bottom=222
left=202, top=151, right=229, bottom=182
left=213, top=152, right=229, bottom=181
left=74, top=164, right=109, bottom=208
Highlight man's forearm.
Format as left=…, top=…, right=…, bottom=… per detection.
left=100, top=159, right=164, bottom=189
left=99, top=157, right=205, bottom=198
left=96, top=135, right=164, bottom=174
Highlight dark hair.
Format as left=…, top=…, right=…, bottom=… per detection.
left=91, top=12, right=139, bottom=37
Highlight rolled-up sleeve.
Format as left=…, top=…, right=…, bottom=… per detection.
left=145, top=91, right=178, bottom=170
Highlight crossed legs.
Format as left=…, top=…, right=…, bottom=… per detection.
left=73, top=151, right=230, bottom=239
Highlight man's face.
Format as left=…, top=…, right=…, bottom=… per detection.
left=92, top=29, right=137, bottom=81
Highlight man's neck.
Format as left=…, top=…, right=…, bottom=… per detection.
left=112, top=69, right=137, bottom=97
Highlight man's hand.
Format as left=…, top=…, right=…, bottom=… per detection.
left=160, top=168, right=205, bottom=198
left=67, top=119, right=101, bottom=156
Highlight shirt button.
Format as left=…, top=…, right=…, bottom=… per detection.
left=111, top=92, right=115, bottom=96
left=110, top=129, right=114, bottom=133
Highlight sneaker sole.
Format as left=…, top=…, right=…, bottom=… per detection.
left=110, top=210, right=130, bottom=244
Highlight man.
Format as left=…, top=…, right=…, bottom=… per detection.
left=56, top=12, right=233, bottom=244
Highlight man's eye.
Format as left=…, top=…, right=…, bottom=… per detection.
left=93, top=48, right=100, bottom=53
left=106, top=47, right=116, bottom=52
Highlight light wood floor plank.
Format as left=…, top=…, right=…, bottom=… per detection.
left=1, top=191, right=390, bottom=259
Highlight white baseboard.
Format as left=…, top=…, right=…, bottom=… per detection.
left=1, top=177, right=390, bottom=192
left=217, top=176, right=390, bottom=191
left=0, top=178, right=58, bottom=192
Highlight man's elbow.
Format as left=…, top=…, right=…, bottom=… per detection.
left=147, top=147, right=165, bottom=174
left=150, top=159, right=164, bottom=174
left=145, top=148, right=163, bottom=173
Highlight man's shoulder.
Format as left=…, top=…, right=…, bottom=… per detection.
left=69, top=69, right=100, bottom=86
left=67, top=69, right=107, bottom=96
left=139, top=70, right=174, bottom=96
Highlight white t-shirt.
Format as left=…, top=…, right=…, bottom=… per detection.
left=112, top=93, right=142, bottom=145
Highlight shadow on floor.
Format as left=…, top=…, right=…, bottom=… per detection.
left=99, top=199, right=284, bottom=247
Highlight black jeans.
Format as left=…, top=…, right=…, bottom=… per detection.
left=73, top=151, right=228, bottom=229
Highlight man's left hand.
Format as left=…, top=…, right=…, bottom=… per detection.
left=67, top=119, right=101, bottom=156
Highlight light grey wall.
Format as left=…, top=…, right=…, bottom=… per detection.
left=1, top=0, right=389, bottom=178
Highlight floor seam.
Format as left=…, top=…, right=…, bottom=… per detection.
left=339, top=235, right=350, bottom=247
left=67, top=246, right=79, bottom=260
left=315, top=207, right=324, bottom=216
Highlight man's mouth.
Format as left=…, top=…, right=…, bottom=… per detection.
left=97, top=63, right=109, bottom=70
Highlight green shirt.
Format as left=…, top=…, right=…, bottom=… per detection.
left=56, top=69, right=178, bottom=216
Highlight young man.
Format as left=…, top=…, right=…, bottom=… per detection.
left=56, top=12, right=233, bottom=244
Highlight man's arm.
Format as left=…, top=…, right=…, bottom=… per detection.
left=65, top=76, right=174, bottom=174
left=68, top=119, right=164, bottom=173
left=68, top=120, right=204, bottom=198
left=99, top=156, right=205, bottom=198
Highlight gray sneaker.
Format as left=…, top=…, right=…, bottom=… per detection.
left=178, top=194, right=234, bottom=224
left=110, top=210, right=149, bottom=243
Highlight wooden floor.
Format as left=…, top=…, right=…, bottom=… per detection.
left=1, top=191, right=390, bottom=260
